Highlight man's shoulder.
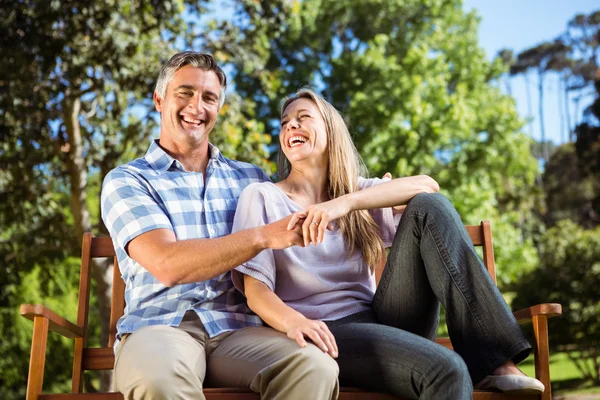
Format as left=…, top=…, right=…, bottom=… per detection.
left=103, top=157, right=152, bottom=183
left=216, top=155, right=270, bottom=182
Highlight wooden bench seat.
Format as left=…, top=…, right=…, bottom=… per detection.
left=20, top=221, right=562, bottom=399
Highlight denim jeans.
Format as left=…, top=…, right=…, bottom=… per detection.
left=325, top=193, right=531, bottom=400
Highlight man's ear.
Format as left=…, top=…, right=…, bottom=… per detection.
left=153, top=91, right=163, bottom=113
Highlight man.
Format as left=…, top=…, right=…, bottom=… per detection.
left=101, top=52, right=339, bottom=400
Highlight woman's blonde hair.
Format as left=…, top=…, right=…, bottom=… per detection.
left=278, top=88, right=384, bottom=271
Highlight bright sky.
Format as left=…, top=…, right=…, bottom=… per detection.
left=463, top=0, right=599, bottom=145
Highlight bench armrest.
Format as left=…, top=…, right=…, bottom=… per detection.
left=20, top=304, right=83, bottom=339
left=513, top=303, right=562, bottom=324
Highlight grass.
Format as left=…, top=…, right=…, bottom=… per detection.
left=518, top=352, right=600, bottom=396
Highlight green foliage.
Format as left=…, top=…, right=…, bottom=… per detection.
left=512, top=220, right=600, bottom=385
left=211, top=0, right=541, bottom=284
left=0, top=258, right=82, bottom=399
left=544, top=143, right=599, bottom=228
left=211, top=93, right=276, bottom=175
left=2, top=0, right=595, bottom=395
left=0, top=0, right=207, bottom=395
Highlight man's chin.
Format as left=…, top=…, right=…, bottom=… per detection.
left=182, top=127, right=213, bottom=143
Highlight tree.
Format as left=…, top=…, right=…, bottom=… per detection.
left=515, top=41, right=569, bottom=160
left=543, top=143, right=598, bottom=228
left=512, top=220, right=600, bottom=386
left=208, top=0, right=540, bottom=284
left=0, top=0, right=197, bottom=394
left=509, top=52, right=536, bottom=138
left=563, top=11, right=599, bottom=141
left=496, top=48, right=515, bottom=96
left=1, top=1, right=277, bottom=394
left=0, top=2, right=279, bottom=395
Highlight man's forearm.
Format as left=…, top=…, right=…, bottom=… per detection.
left=128, top=214, right=303, bottom=287
left=131, top=227, right=268, bottom=287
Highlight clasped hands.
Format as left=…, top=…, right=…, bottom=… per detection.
left=285, top=172, right=401, bottom=247
left=286, top=196, right=349, bottom=247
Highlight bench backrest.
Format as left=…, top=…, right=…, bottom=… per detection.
left=72, top=221, right=495, bottom=389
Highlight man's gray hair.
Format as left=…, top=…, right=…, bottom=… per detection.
left=155, top=52, right=227, bottom=108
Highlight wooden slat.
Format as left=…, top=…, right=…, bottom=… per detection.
left=533, top=315, right=552, bottom=400
left=82, top=348, right=115, bottom=370
left=471, top=393, right=538, bottom=400
left=38, top=390, right=532, bottom=400
left=481, top=221, right=496, bottom=283
left=108, top=256, right=125, bottom=348
left=338, top=392, right=397, bottom=400
left=20, top=304, right=83, bottom=339
left=71, top=338, right=85, bottom=394
left=465, top=224, right=484, bottom=246
left=26, top=316, right=49, bottom=400
left=513, top=303, right=562, bottom=324
left=90, top=236, right=116, bottom=258
left=436, top=337, right=453, bottom=350
left=38, top=392, right=261, bottom=400
left=40, top=395, right=123, bottom=400
left=72, top=233, right=94, bottom=393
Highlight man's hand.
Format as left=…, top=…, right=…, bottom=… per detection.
left=284, top=314, right=338, bottom=358
left=260, top=214, right=306, bottom=250
left=286, top=171, right=405, bottom=246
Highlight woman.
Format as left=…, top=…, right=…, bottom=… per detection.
left=231, top=88, right=544, bottom=399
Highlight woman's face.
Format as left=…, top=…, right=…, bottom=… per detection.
left=279, top=98, right=328, bottom=166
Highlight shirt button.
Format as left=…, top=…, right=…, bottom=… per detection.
left=209, top=228, right=216, bottom=235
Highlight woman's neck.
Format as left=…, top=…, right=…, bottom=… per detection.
left=279, top=164, right=329, bottom=206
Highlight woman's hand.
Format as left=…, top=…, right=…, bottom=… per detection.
left=287, top=196, right=352, bottom=246
left=284, top=314, right=338, bottom=358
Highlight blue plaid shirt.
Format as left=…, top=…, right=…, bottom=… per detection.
left=101, top=140, right=268, bottom=347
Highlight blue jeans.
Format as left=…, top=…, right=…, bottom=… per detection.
left=326, top=193, right=531, bottom=400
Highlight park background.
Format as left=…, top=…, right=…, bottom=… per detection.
left=1, top=0, right=598, bottom=398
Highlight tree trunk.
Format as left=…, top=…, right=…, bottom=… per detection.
left=63, top=94, right=112, bottom=392
left=524, top=73, right=534, bottom=137
left=504, top=75, right=512, bottom=97
left=563, top=73, right=572, bottom=143
left=537, top=69, right=547, bottom=161
left=64, top=96, right=91, bottom=240
left=558, top=75, right=565, bottom=144
left=573, top=96, right=581, bottom=141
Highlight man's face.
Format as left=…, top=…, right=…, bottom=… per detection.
left=154, top=65, right=222, bottom=148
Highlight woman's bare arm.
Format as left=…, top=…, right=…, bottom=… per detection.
left=243, top=275, right=338, bottom=358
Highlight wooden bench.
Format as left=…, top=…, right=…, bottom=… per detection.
left=20, top=221, right=562, bottom=400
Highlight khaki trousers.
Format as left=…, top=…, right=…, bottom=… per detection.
left=113, top=312, right=339, bottom=400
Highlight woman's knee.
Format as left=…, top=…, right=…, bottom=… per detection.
left=407, top=192, right=452, bottom=212
left=297, top=345, right=339, bottom=380
left=436, top=350, right=472, bottom=387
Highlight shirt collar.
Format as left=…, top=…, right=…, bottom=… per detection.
left=145, top=140, right=223, bottom=174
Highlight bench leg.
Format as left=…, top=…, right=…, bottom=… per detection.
left=533, top=315, right=551, bottom=400
left=26, top=316, right=49, bottom=400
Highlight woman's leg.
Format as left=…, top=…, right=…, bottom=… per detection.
left=326, top=313, right=472, bottom=400
left=372, top=193, right=531, bottom=383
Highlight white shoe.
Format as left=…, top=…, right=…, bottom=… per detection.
left=476, top=375, right=545, bottom=395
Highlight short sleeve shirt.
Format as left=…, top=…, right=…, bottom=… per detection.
left=101, top=140, right=269, bottom=347
left=231, top=178, right=396, bottom=321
